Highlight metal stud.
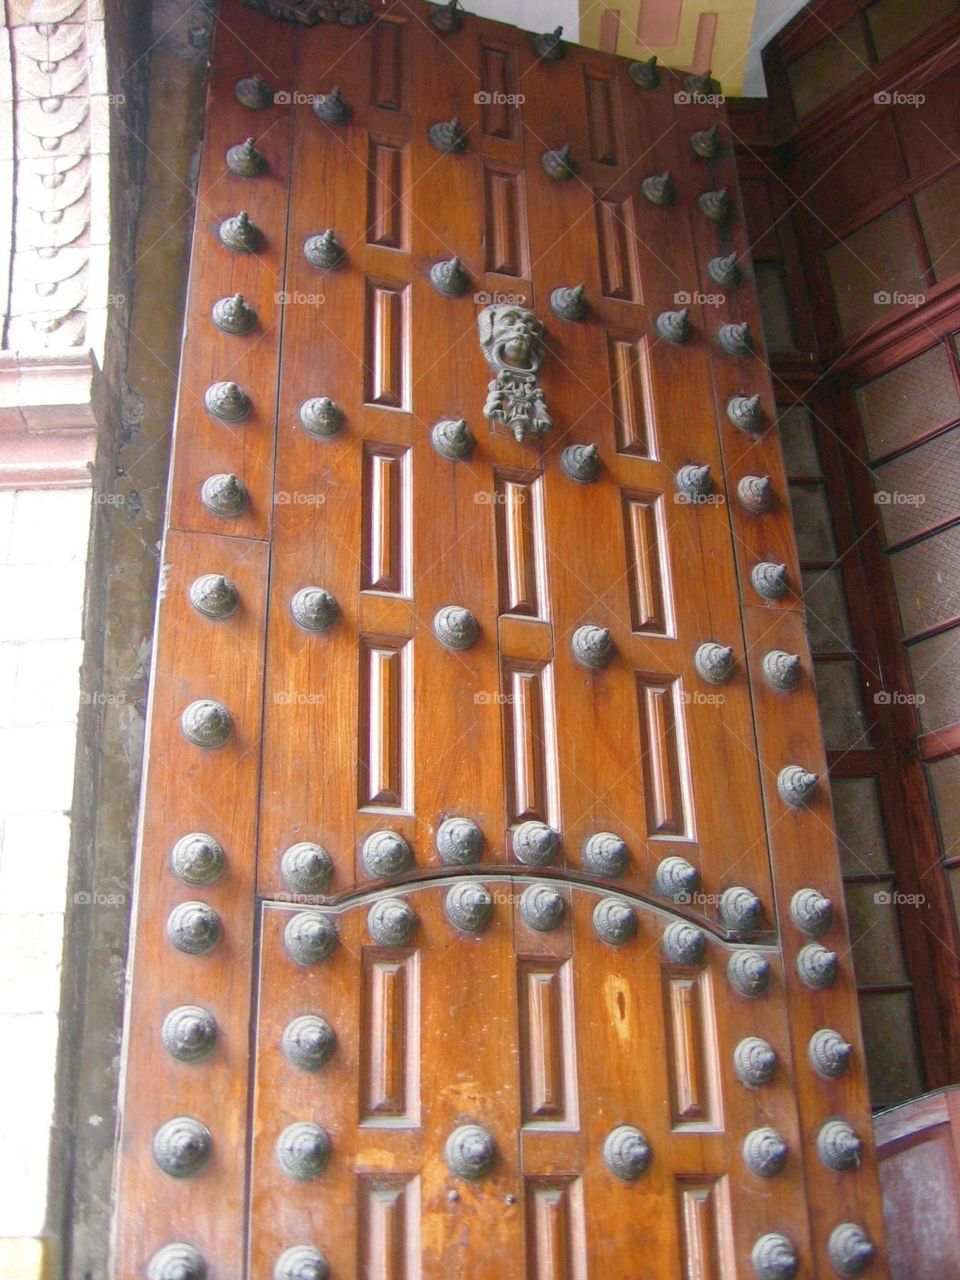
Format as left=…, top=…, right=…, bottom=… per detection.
left=698, top=188, right=730, bottom=223
left=445, top=882, right=493, bottom=933
left=433, top=605, right=479, bottom=650
left=235, top=74, right=273, bottom=110
left=691, top=124, right=721, bottom=159
left=655, top=307, right=691, bottom=344
left=550, top=284, right=587, bottom=321
left=561, top=443, right=600, bottom=483
left=226, top=137, right=266, bottom=176
left=362, top=829, right=413, bottom=878
left=533, top=26, right=565, bottom=59
left=541, top=145, right=576, bottom=180
left=299, top=396, right=345, bottom=437
left=520, top=884, right=565, bottom=932
left=751, top=1233, right=798, bottom=1280
left=211, top=293, right=256, bottom=334
left=708, top=252, right=739, bottom=286
left=513, top=820, right=559, bottom=866
left=778, top=765, right=819, bottom=806
left=445, top=1124, right=496, bottom=1178
left=204, top=380, right=251, bottom=422
left=189, top=573, right=239, bottom=621
left=797, top=942, right=838, bottom=989
left=593, top=897, right=638, bottom=945
left=436, top=816, right=484, bottom=865
left=743, top=1127, right=788, bottom=1178
left=695, top=641, right=735, bottom=684
left=676, top=464, right=712, bottom=499
left=571, top=624, right=614, bottom=669
left=161, top=1006, right=218, bottom=1063
left=428, top=116, right=467, bottom=153
left=276, top=1121, right=331, bottom=1180
left=284, top=911, right=337, bottom=966
left=752, top=561, right=789, bottom=600
left=431, top=417, right=474, bottom=459
left=430, top=0, right=464, bottom=33
left=655, top=855, right=700, bottom=903
left=181, top=699, right=233, bottom=748
left=734, top=1036, right=777, bottom=1087
left=603, top=1125, right=652, bottom=1180
left=717, top=321, right=752, bottom=356
left=201, top=473, right=248, bottom=518
left=685, top=70, right=720, bottom=97
left=817, top=1119, right=862, bottom=1171
left=809, top=1028, right=852, bottom=1078
left=727, top=949, right=771, bottom=997
left=273, top=1246, right=330, bottom=1280
left=148, top=1244, right=208, bottom=1280
left=727, top=394, right=764, bottom=432
left=282, top=1015, right=336, bottom=1071
left=828, top=1224, right=874, bottom=1276
left=291, top=586, right=339, bottom=632
left=367, top=897, right=418, bottom=946
left=582, top=831, right=629, bottom=878
left=790, top=887, right=833, bottom=935
left=170, top=833, right=225, bottom=886
left=167, top=901, right=221, bottom=955
left=312, top=86, right=351, bottom=124
left=719, top=886, right=763, bottom=932
left=641, top=171, right=675, bottom=206
left=429, top=255, right=470, bottom=296
left=153, top=1116, right=212, bottom=1178
left=662, top=920, right=706, bottom=964
left=281, top=842, right=333, bottom=896
left=628, top=55, right=659, bottom=89
left=763, top=650, right=801, bottom=691
left=738, top=474, right=773, bottom=512
left=304, top=230, right=345, bottom=270
left=218, top=210, right=263, bottom=253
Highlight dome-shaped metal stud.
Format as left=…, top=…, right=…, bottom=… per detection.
left=520, top=884, right=565, bottom=931
left=276, top=1121, right=331, bottom=1180
left=201, top=473, right=248, bottom=518
left=541, top=145, right=576, bottom=180
left=686, top=70, right=720, bottom=96
left=204, top=380, right=251, bottom=422
left=698, top=188, right=730, bottom=223
left=690, top=124, right=721, bottom=159
left=181, top=699, right=233, bottom=748
left=313, top=85, right=351, bottom=124
left=603, top=1125, right=651, bottom=1180
left=299, top=396, right=345, bottom=438
left=828, top=1223, right=874, bottom=1276
left=431, top=417, right=474, bottom=459
left=791, top=888, right=833, bottom=935
left=512, top=820, right=559, bottom=866
left=433, top=605, right=479, bottom=650
left=226, top=136, right=266, bottom=177
left=695, top=641, right=735, bottom=684
left=817, top=1119, right=862, bottom=1171
left=189, top=573, right=239, bottom=621
left=170, top=832, right=225, bottom=886
left=676, top=464, right=712, bottom=499
left=719, top=886, right=763, bottom=932
left=445, top=1123, right=496, bottom=1178
left=304, top=229, right=345, bottom=270
left=148, top=1243, right=208, bottom=1280
left=428, top=116, right=467, bottom=154
left=362, top=829, right=413, bottom=878
left=445, top=882, right=493, bottom=933
left=628, top=54, right=659, bottom=89
left=430, top=0, right=464, bottom=34
left=367, top=897, right=418, bottom=946
left=763, top=650, right=801, bottom=691
left=436, top=816, right=484, bottom=865
left=211, top=293, right=256, bottom=335
left=533, top=25, right=565, bottom=59
left=281, top=842, right=333, bottom=896
left=663, top=920, right=706, bottom=965
left=717, top=322, right=752, bottom=357
left=282, top=1015, right=336, bottom=1072
left=235, top=74, right=273, bottom=110
left=809, top=1028, right=852, bottom=1079
left=656, top=307, right=691, bottom=344
left=641, top=171, right=675, bottom=206
left=561, top=443, right=601, bottom=483
left=582, top=831, right=628, bottom=878
left=778, top=765, right=819, bottom=806
left=743, top=1126, right=788, bottom=1178
left=728, top=950, right=772, bottom=998
left=161, top=1005, right=218, bottom=1063
left=291, top=586, right=339, bottom=632
left=219, top=210, right=263, bottom=252
left=550, top=284, right=587, bottom=321
left=284, top=911, right=337, bottom=966
left=655, top=855, right=700, bottom=903
left=571, top=624, right=614, bottom=669
left=735, top=1036, right=777, bottom=1087
left=797, top=942, right=838, bottom=989
left=727, top=394, right=764, bottom=432
left=738, top=474, right=773, bottom=512
left=153, top=1116, right=212, bottom=1178
left=593, top=897, right=638, bottom=945
left=752, top=561, right=789, bottom=600
left=429, top=255, right=470, bottom=296
left=708, top=252, right=739, bottom=286
left=273, top=1245, right=330, bottom=1280
left=167, top=901, right=222, bottom=955
left=751, top=1233, right=798, bottom=1280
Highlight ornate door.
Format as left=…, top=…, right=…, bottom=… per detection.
left=112, top=4, right=889, bottom=1278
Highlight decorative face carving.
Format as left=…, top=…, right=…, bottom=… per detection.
left=477, top=304, right=546, bottom=375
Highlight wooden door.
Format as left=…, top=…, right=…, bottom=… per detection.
left=111, top=4, right=889, bottom=1278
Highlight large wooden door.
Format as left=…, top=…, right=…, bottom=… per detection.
left=111, top=4, right=889, bottom=1277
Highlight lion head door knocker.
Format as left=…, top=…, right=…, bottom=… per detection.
left=477, top=304, right=553, bottom=444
